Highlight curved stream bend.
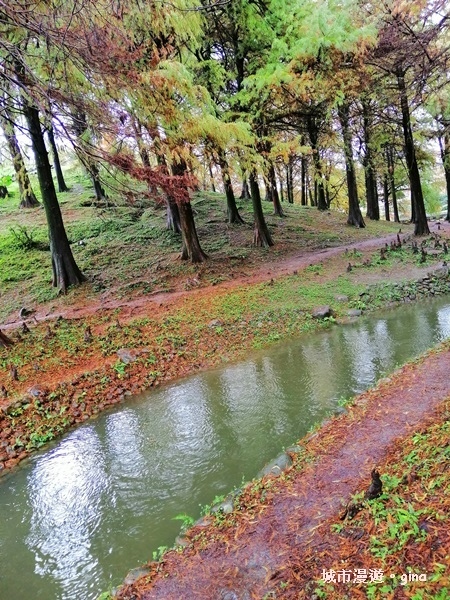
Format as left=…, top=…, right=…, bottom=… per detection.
left=1, top=297, right=450, bottom=600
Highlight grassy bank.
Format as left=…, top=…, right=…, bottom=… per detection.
left=1, top=168, right=407, bottom=321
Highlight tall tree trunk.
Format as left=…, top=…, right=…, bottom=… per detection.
left=386, top=146, right=400, bottom=223
left=0, top=91, right=39, bottom=208
left=301, top=154, right=308, bottom=206
left=90, top=163, right=106, bottom=201
left=286, top=157, right=294, bottom=204
left=397, top=72, right=429, bottom=235
left=218, top=150, right=244, bottom=224
left=71, top=110, right=106, bottom=201
left=306, top=116, right=327, bottom=211
left=172, top=160, right=207, bottom=262
left=46, top=124, right=69, bottom=192
left=324, top=170, right=331, bottom=209
left=22, top=100, right=85, bottom=292
left=240, top=176, right=250, bottom=200
left=249, top=171, right=273, bottom=247
left=277, top=165, right=285, bottom=202
left=132, top=118, right=151, bottom=167
left=383, top=172, right=390, bottom=221
left=338, top=103, right=365, bottom=228
left=264, top=180, right=271, bottom=202
left=208, top=162, right=216, bottom=193
left=438, top=128, right=450, bottom=222
left=268, top=162, right=284, bottom=216
left=362, top=102, right=379, bottom=220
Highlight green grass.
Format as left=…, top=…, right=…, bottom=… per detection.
left=0, top=161, right=415, bottom=322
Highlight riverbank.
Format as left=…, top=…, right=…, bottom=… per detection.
left=114, top=342, right=450, bottom=599
left=1, top=221, right=449, bottom=476
left=0, top=220, right=448, bottom=474
left=1, top=203, right=450, bottom=598
left=101, top=229, right=450, bottom=600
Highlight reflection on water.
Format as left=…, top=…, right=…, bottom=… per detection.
left=1, top=297, right=450, bottom=600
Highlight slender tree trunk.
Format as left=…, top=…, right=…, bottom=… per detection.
left=286, top=157, right=294, bottom=204
left=46, top=124, right=69, bottom=192
left=249, top=171, right=273, bottom=247
left=71, top=110, right=106, bottom=201
left=264, top=180, right=271, bottom=202
left=306, top=116, right=327, bottom=211
left=301, top=155, right=308, bottom=206
left=362, top=103, right=379, bottom=220
left=397, top=72, right=429, bottom=235
left=208, top=162, right=216, bottom=193
left=0, top=92, right=39, bottom=208
left=438, top=129, right=450, bottom=222
left=240, top=175, right=250, bottom=200
left=218, top=150, right=244, bottom=224
left=22, top=100, right=85, bottom=292
left=90, top=163, right=106, bottom=201
left=268, top=162, right=284, bottom=216
left=364, top=167, right=379, bottom=219
left=324, top=171, right=332, bottom=209
left=132, top=118, right=151, bottom=167
left=172, top=160, right=207, bottom=262
left=278, top=165, right=285, bottom=202
left=383, top=172, right=390, bottom=221
left=338, top=103, right=365, bottom=228
left=386, top=146, right=400, bottom=223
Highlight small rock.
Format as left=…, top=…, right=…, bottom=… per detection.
left=285, top=445, right=303, bottom=455
left=193, top=515, right=214, bottom=528
left=211, top=499, right=234, bottom=515
left=208, top=319, right=223, bottom=328
left=312, top=306, right=332, bottom=319
left=430, top=266, right=449, bottom=279
left=117, top=348, right=138, bottom=364
left=123, top=567, right=151, bottom=586
left=347, top=309, right=362, bottom=317
left=258, top=452, right=293, bottom=478
left=27, top=385, right=49, bottom=398
left=175, top=536, right=189, bottom=547
left=335, top=295, right=349, bottom=302
left=221, top=592, right=239, bottom=600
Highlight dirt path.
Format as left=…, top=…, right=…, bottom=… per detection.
left=3, top=224, right=444, bottom=329
left=119, top=347, right=450, bottom=600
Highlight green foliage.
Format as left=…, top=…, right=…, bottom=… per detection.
left=173, top=513, right=195, bottom=533
left=151, top=545, right=168, bottom=561
left=0, top=174, right=13, bottom=187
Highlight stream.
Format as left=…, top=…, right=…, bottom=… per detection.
left=1, top=296, right=450, bottom=600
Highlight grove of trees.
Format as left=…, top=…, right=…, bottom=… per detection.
left=0, top=0, right=449, bottom=291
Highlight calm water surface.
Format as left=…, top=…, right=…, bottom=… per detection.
left=1, top=297, right=450, bottom=599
